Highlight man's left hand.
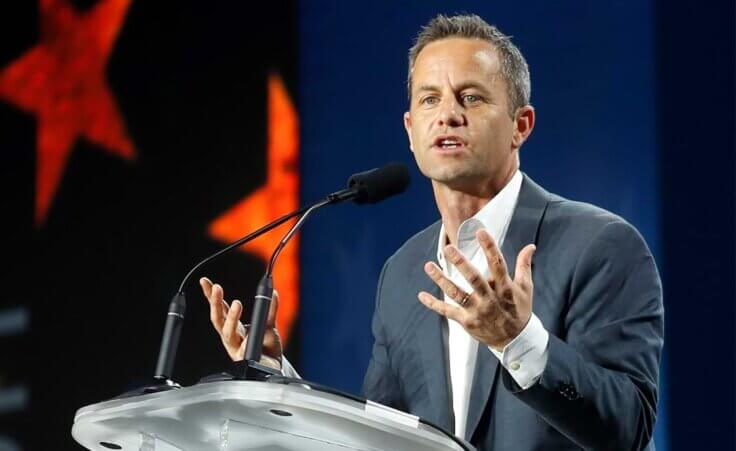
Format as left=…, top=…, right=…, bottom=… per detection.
left=418, top=229, right=536, bottom=351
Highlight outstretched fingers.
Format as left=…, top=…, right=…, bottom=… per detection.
left=477, top=230, right=513, bottom=300
left=201, top=277, right=227, bottom=330
left=418, top=291, right=465, bottom=323
left=424, top=261, right=469, bottom=305
left=441, top=245, right=492, bottom=300
left=200, top=278, right=282, bottom=363
left=514, top=244, right=536, bottom=293
left=221, top=299, right=243, bottom=344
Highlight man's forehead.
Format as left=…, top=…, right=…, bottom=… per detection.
left=413, top=38, right=501, bottom=76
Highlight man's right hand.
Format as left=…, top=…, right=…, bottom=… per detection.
left=200, top=277, right=283, bottom=369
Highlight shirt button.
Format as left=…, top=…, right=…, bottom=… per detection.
left=509, top=361, right=521, bottom=371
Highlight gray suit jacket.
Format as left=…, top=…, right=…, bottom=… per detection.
left=362, top=174, right=663, bottom=451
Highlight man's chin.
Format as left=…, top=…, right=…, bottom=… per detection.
left=429, top=171, right=482, bottom=189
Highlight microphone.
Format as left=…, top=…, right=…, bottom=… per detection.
left=149, top=163, right=410, bottom=388
left=237, top=162, right=409, bottom=379
left=346, top=163, right=410, bottom=204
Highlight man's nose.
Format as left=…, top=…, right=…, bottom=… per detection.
left=436, top=98, right=466, bottom=127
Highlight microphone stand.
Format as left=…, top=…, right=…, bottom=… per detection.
left=116, top=163, right=409, bottom=396
left=117, top=190, right=356, bottom=397
left=236, top=199, right=332, bottom=380
left=201, top=196, right=348, bottom=382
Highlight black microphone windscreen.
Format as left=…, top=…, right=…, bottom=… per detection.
left=348, top=163, right=410, bottom=204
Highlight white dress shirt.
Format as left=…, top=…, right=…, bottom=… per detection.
left=436, top=170, right=549, bottom=439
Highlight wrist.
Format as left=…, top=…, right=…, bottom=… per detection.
left=491, top=312, right=532, bottom=352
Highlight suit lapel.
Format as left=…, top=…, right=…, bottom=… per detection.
left=499, top=174, right=551, bottom=281
left=414, top=222, right=454, bottom=429
left=464, top=341, right=499, bottom=440
left=465, top=173, right=551, bottom=441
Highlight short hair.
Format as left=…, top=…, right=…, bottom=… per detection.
left=407, top=14, right=531, bottom=115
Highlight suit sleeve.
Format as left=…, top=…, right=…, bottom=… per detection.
left=361, top=257, right=405, bottom=410
left=504, top=220, right=664, bottom=451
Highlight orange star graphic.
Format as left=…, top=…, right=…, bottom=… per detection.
left=209, top=74, right=300, bottom=344
left=0, top=0, right=135, bottom=225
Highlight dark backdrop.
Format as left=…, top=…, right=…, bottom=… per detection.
left=0, top=1, right=297, bottom=449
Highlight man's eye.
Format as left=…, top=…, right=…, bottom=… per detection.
left=421, top=96, right=439, bottom=106
left=462, top=94, right=481, bottom=104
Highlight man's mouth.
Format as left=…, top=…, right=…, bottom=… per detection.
left=433, top=135, right=467, bottom=150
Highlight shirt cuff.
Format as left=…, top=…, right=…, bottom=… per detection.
left=488, top=313, right=549, bottom=390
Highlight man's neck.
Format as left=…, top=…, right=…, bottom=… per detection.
left=433, top=167, right=517, bottom=247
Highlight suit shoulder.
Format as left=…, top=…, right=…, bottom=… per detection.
left=384, top=220, right=441, bottom=267
left=541, top=196, right=650, bottom=257
left=521, top=175, right=641, bottom=242
left=545, top=196, right=637, bottom=236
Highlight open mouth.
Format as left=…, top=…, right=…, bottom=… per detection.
left=433, top=135, right=467, bottom=150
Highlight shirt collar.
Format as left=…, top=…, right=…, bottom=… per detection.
left=437, top=170, right=523, bottom=270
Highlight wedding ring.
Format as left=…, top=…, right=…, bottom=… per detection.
left=459, top=292, right=471, bottom=307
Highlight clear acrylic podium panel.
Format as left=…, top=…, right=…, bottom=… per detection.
left=72, top=381, right=469, bottom=451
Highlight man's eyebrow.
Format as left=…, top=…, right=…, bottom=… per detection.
left=455, top=81, right=492, bottom=95
left=414, top=82, right=493, bottom=96
left=415, top=84, right=441, bottom=93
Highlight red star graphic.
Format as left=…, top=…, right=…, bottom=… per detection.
left=0, top=0, right=135, bottom=225
left=209, top=74, right=300, bottom=344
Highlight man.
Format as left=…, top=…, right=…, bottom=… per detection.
left=201, top=14, right=663, bottom=451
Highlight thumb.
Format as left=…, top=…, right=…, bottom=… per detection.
left=267, top=289, right=279, bottom=328
left=514, top=244, right=536, bottom=290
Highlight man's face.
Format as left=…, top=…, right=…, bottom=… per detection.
left=404, top=38, right=530, bottom=192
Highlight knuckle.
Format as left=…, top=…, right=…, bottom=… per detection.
left=452, top=288, right=463, bottom=300
left=222, top=327, right=232, bottom=341
left=429, top=265, right=441, bottom=277
left=517, top=280, right=528, bottom=293
left=501, top=286, right=514, bottom=301
left=468, top=273, right=482, bottom=287
left=442, top=280, right=455, bottom=295
left=470, top=317, right=484, bottom=330
left=228, top=309, right=239, bottom=321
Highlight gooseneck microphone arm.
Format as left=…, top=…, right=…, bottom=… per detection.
left=268, top=190, right=356, bottom=275
left=153, top=204, right=309, bottom=381
left=153, top=163, right=409, bottom=384
left=154, top=189, right=356, bottom=382
left=243, top=197, right=337, bottom=366
left=177, top=204, right=316, bottom=294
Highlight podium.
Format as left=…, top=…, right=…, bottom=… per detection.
left=72, top=380, right=474, bottom=450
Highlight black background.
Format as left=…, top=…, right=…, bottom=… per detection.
left=1, top=1, right=297, bottom=448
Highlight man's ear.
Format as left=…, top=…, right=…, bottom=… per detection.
left=511, top=105, right=535, bottom=150
left=403, top=111, right=414, bottom=153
